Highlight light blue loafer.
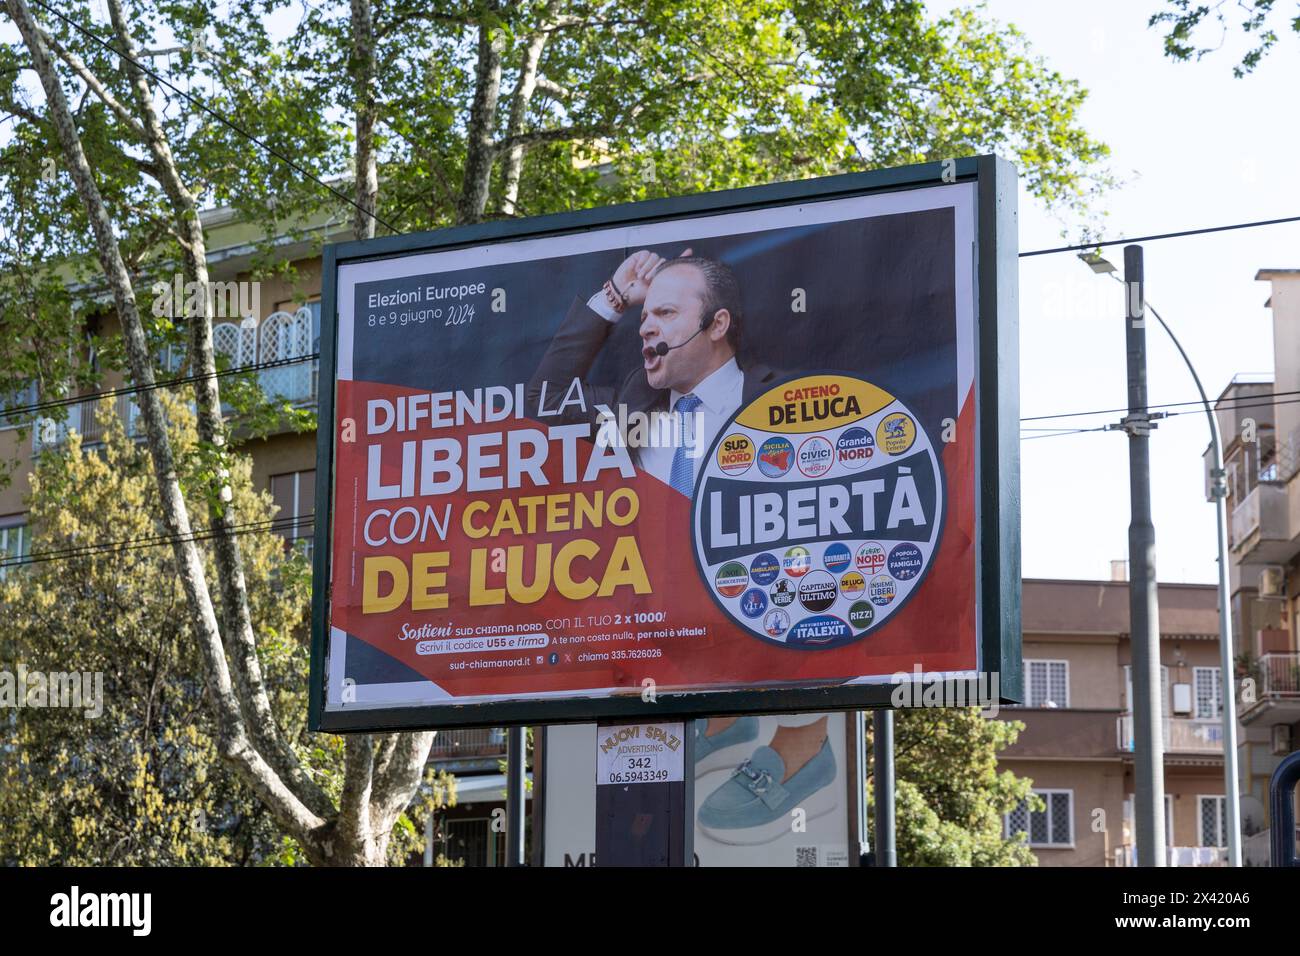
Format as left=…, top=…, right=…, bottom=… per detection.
left=698, top=738, right=838, bottom=845
left=694, top=716, right=760, bottom=776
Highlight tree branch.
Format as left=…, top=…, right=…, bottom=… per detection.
left=39, top=27, right=147, bottom=140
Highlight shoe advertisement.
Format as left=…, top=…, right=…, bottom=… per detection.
left=539, top=713, right=854, bottom=867
left=315, top=172, right=994, bottom=731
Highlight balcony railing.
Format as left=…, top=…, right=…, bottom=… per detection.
left=1228, top=481, right=1289, bottom=557
left=1257, top=653, right=1300, bottom=699
left=1116, top=715, right=1224, bottom=754
left=1231, top=486, right=1261, bottom=545
left=30, top=309, right=318, bottom=454
left=215, top=308, right=317, bottom=406
left=1114, top=845, right=1226, bottom=867
left=32, top=393, right=142, bottom=453
left=428, top=727, right=507, bottom=760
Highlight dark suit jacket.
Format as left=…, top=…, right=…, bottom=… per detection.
left=526, top=296, right=780, bottom=432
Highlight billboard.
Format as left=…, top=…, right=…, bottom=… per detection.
left=537, top=713, right=860, bottom=867
left=310, top=157, right=1020, bottom=731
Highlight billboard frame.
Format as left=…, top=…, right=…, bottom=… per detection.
left=309, top=155, right=1021, bottom=733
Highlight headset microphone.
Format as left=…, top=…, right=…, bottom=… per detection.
left=652, top=312, right=717, bottom=357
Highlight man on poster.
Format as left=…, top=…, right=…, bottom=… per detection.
left=528, top=248, right=779, bottom=496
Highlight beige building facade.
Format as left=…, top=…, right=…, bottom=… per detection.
left=1208, top=268, right=1300, bottom=865
left=1000, top=578, right=1229, bottom=867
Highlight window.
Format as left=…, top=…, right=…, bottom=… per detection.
left=1124, top=664, right=1171, bottom=715
left=270, top=470, right=315, bottom=555
left=0, top=515, right=30, bottom=580
left=1006, top=789, right=1073, bottom=847
left=1194, top=667, right=1223, bottom=720
left=1024, top=660, right=1069, bottom=708
left=1124, top=795, right=1177, bottom=847
left=1198, top=795, right=1227, bottom=847
left=0, top=382, right=38, bottom=430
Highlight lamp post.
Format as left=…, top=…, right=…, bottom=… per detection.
left=1081, top=252, right=1243, bottom=866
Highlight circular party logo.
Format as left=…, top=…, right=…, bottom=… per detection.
left=757, top=436, right=794, bottom=477
left=823, top=543, right=852, bottom=574
left=717, top=433, right=755, bottom=475
left=840, top=570, right=866, bottom=599
left=739, top=588, right=768, bottom=618
left=764, top=609, right=790, bottom=638
left=798, top=571, right=838, bottom=613
left=714, top=562, right=750, bottom=598
left=836, top=426, right=874, bottom=469
left=796, top=436, right=834, bottom=478
left=693, top=373, right=943, bottom=650
left=783, top=546, right=812, bottom=578
left=749, top=552, right=780, bottom=585
left=770, top=578, right=797, bottom=607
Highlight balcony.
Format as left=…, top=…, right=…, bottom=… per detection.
left=214, top=308, right=318, bottom=407
left=1229, top=482, right=1293, bottom=563
left=1113, top=845, right=1227, bottom=867
left=1241, top=652, right=1300, bottom=726
left=1116, top=715, right=1224, bottom=755
left=32, top=393, right=142, bottom=453
left=30, top=308, right=318, bottom=454
left=428, top=727, right=508, bottom=772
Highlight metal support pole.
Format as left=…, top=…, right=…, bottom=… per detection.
left=873, top=709, right=896, bottom=867
left=1139, top=298, right=1243, bottom=867
left=1123, top=245, right=1167, bottom=865
left=506, top=726, right=527, bottom=866
left=855, top=711, right=870, bottom=863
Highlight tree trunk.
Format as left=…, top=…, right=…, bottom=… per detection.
left=500, top=29, right=549, bottom=216
left=5, top=0, right=328, bottom=849
left=350, top=0, right=379, bottom=240
left=457, top=18, right=504, bottom=224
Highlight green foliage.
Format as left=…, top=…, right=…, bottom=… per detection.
left=276, top=0, right=1111, bottom=232
left=0, top=395, right=451, bottom=864
left=1151, top=0, right=1296, bottom=76
left=872, top=708, right=1038, bottom=867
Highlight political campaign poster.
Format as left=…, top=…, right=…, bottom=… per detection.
left=538, top=715, right=856, bottom=867
left=310, top=158, right=1020, bottom=731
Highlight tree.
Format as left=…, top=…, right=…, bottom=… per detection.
left=1152, top=0, right=1298, bottom=76
left=0, top=396, right=454, bottom=864
left=0, top=0, right=1111, bottom=864
left=877, top=708, right=1038, bottom=867
left=288, top=0, right=1112, bottom=232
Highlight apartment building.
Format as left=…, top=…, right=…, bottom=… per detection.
left=0, top=211, right=342, bottom=568
left=1208, top=267, right=1300, bottom=866
left=1000, top=577, right=1229, bottom=867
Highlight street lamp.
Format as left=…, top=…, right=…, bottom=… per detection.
left=1080, top=251, right=1243, bottom=866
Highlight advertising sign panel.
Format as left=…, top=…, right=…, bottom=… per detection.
left=310, top=157, right=1020, bottom=731
left=538, top=714, right=857, bottom=867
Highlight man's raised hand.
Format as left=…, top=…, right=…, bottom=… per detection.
left=612, top=247, right=693, bottom=307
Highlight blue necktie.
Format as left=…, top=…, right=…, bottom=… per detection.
left=670, top=393, right=703, bottom=497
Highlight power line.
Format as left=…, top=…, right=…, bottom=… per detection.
left=1019, top=212, right=1300, bottom=258
left=0, top=512, right=315, bottom=568
left=1020, top=427, right=1107, bottom=441
left=27, top=0, right=395, bottom=233
left=0, top=352, right=319, bottom=422
left=1020, top=388, right=1300, bottom=424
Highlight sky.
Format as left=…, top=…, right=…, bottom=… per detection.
left=5, top=2, right=1297, bottom=584
left=925, top=0, right=1300, bottom=584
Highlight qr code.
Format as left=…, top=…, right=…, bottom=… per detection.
left=795, top=846, right=818, bottom=868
